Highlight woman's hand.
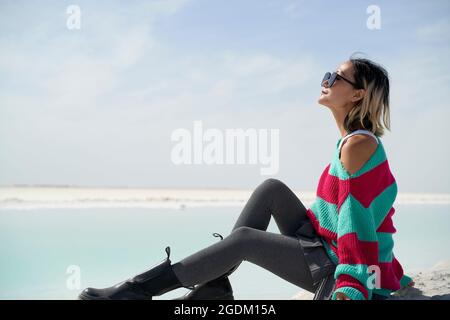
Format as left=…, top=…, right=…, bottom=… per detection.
left=335, top=292, right=351, bottom=300
left=407, top=279, right=415, bottom=287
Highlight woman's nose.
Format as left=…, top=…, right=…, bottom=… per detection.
left=322, top=80, right=330, bottom=88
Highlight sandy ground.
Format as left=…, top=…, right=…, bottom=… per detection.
left=291, top=260, right=450, bottom=300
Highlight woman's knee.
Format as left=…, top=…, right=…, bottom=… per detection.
left=231, top=226, right=256, bottom=238
left=229, top=226, right=263, bottom=259
left=229, top=227, right=260, bottom=249
left=256, top=178, right=289, bottom=195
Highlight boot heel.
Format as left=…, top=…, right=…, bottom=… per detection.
left=220, top=293, right=235, bottom=300
left=79, top=246, right=185, bottom=300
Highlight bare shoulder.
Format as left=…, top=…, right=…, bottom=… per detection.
left=340, top=135, right=378, bottom=175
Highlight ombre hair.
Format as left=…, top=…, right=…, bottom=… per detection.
left=344, top=54, right=391, bottom=137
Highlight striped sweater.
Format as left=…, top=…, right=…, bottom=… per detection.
left=305, top=131, right=412, bottom=300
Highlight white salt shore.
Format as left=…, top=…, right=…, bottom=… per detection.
left=1, top=186, right=450, bottom=209
left=291, top=260, right=450, bottom=300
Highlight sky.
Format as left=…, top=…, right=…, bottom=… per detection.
left=0, top=0, right=449, bottom=192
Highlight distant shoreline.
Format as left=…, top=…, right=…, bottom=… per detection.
left=0, top=184, right=252, bottom=190
left=0, top=186, right=449, bottom=209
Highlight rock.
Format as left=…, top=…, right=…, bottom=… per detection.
left=291, top=260, right=450, bottom=300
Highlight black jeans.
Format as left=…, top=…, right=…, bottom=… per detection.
left=171, top=178, right=336, bottom=294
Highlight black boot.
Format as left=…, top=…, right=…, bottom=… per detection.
left=78, top=246, right=187, bottom=300
left=172, top=233, right=237, bottom=300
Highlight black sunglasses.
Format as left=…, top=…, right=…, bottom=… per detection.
left=321, top=72, right=362, bottom=89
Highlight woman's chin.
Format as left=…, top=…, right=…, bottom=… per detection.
left=317, top=96, right=329, bottom=106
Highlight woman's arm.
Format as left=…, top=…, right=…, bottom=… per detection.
left=332, top=192, right=379, bottom=300
left=332, top=141, right=380, bottom=300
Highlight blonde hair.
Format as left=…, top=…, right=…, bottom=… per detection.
left=344, top=55, right=391, bottom=137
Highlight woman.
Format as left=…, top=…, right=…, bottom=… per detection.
left=79, top=55, right=414, bottom=300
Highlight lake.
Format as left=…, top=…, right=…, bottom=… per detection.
left=0, top=203, right=449, bottom=299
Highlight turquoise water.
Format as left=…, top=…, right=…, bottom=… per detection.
left=0, top=204, right=449, bottom=300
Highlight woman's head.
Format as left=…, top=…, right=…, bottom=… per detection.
left=318, top=54, right=391, bottom=137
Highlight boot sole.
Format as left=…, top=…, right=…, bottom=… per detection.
left=78, top=293, right=155, bottom=300
left=173, top=293, right=235, bottom=300
left=78, top=292, right=112, bottom=300
left=79, top=291, right=233, bottom=300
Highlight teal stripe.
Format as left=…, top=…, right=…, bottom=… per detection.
left=332, top=286, right=366, bottom=300
left=399, top=274, right=413, bottom=288
left=371, top=182, right=398, bottom=227
left=337, top=195, right=378, bottom=241
left=337, top=183, right=398, bottom=241
left=312, top=188, right=397, bottom=241
left=377, top=232, right=394, bottom=263
left=310, top=197, right=338, bottom=233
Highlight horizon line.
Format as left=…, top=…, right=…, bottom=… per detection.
left=0, top=184, right=449, bottom=196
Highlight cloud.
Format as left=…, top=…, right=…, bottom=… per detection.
left=0, top=0, right=192, bottom=112
left=0, top=0, right=449, bottom=192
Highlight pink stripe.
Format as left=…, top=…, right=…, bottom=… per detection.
left=305, top=208, right=320, bottom=232
left=315, top=164, right=340, bottom=205
left=392, top=257, right=405, bottom=280
left=338, top=160, right=396, bottom=211
left=378, top=262, right=401, bottom=291
left=315, top=160, right=397, bottom=211
left=338, top=233, right=378, bottom=266
left=336, top=274, right=368, bottom=299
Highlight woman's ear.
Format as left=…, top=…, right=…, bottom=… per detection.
left=351, top=89, right=366, bottom=103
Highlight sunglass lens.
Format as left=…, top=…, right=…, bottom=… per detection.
left=322, top=72, right=331, bottom=86
left=328, top=72, right=337, bottom=87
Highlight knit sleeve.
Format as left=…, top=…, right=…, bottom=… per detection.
left=331, top=193, right=379, bottom=300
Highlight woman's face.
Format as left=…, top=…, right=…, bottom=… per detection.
left=318, top=60, right=360, bottom=110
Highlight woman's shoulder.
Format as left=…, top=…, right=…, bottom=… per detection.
left=343, top=134, right=378, bottom=149
left=340, top=135, right=378, bottom=176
